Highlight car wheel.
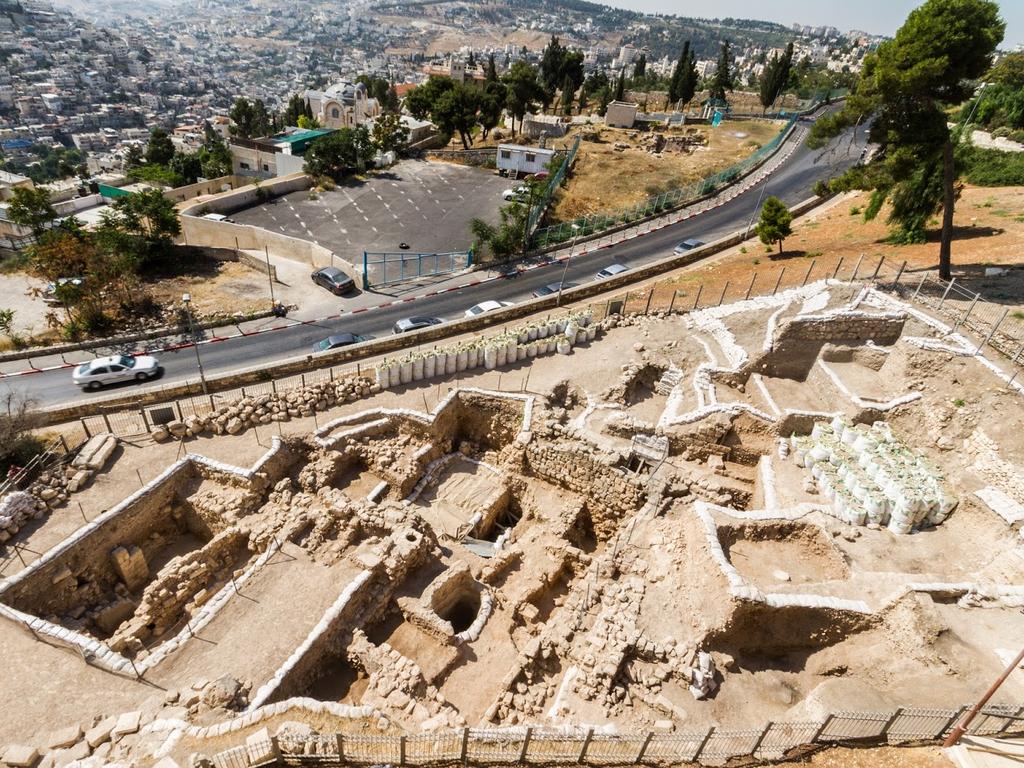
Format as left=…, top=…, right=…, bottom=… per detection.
left=135, top=372, right=148, bottom=382
left=86, top=381, right=102, bottom=391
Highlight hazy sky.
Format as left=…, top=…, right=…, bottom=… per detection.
left=604, top=0, right=1023, bottom=48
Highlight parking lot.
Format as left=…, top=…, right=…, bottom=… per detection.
left=231, top=158, right=511, bottom=265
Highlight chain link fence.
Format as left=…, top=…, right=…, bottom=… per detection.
left=209, top=704, right=1024, bottom=768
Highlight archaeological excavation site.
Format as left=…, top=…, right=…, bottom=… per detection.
left=1, top=279, right=1023, bottom=768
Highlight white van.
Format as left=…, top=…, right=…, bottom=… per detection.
left=202, top=212, right=235, bottom=223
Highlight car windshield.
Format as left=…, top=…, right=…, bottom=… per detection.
left=119, top=355, right=136, bottom=368
left=469, top=306, right=484, bottom=315
left=315, top=339, right=331, bottom=351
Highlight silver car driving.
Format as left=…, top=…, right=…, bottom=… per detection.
left=72, top=354, right=162, bottom=391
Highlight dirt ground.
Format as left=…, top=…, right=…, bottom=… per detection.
left=774, top=746, right=953, bottom=767
left=549, top=120, right=785, bottom=222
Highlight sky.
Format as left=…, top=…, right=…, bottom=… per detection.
left=604, top=0, right=1023, bottom=48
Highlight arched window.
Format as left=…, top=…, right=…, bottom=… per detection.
left=331, top=107, right=340, bottom=119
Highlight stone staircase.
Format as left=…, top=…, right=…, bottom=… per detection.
left=654, top=366, right=683, bottom=395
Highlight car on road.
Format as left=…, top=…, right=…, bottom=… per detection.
left=595, top=263, right=629, bottom=280
left=502, top=185, right=529, bottom=202
left=312, top=333, right=371, bottom=354
left=311, top=266, right=356, bottom=295
left=393, top=316, right=444, bottom=334
left=673, top=238, right=706, bottom=253
left=532, top=281, right=577, bottom=298
left=464, top=300, right=514, bottom=318
left=73, top=354, right=161, bottom=390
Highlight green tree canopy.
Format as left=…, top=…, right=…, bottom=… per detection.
left=7, top=186, right=56, bottom=237
left=755, top=196, right=793, bottom=253
left=709, top=41, right=735, bottom=103
left=303, top=127, right=373, bottom=178
left=433, top=84, right=482, bottom=150
left=230, top=97, right=273, bottom=138
left=503, top=61, right=545, bottom=135
left=144, top=127, right=175, bottom=166
left=370, top=112, right=410, bottom=154
left=404, top=76, right=455, bottom=121
left=810, top=0, right=1004, bottom=278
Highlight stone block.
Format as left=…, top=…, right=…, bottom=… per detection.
left=42, top=725, right=82, bottom=751
left=109, top=545, right=148, bottom=591
left=84, top=717, right=116, bottom=748
left=245, top=728, right=277, bottom=764
left=51, top=742, right=89, bottom=768
left=111, top=710, right=141, bottom=738
left=1, top=745, right=38, bottom=768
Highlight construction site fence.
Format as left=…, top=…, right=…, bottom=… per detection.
left=209, top=703, right=1024, bottom=768
left=50, top=252, right=1024, bottom=454
left=525, top=135, right=581, bottom=237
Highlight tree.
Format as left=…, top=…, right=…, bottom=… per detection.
left=709, top=41, right=735, bottom=103
left=297, top=114, right=320, bottom=129
left=503, top=60, right=544, bottom=136
left=988, top=52, right=1024, bottom=89
left=560, top=74, right=574, bottom=115
left=120, top=142, right=142, bottom=171
left=404, top=76, right=455, bottom=121
left=810, top=0, right=1004, bottom=279
left=668, top=41, right=689, bottom=105
left=485, top=53, right=498, bottom=83
left=282, top=93, right=309, bottom=126
left=7, top=186, right=56, bottom=237
left=303, top=127, right=373, bottom=178
left=229, top=97, right=272, bottom=138
left=433, top=84, right=481, bottom=149
left=198, top=129, right=232, bottom=179
left=755, top=196, right=793, bottom=254
left=614, top=71, right=625, bottom=101
left=479, top=82, right=506, bottom=139
left=145, top=127, right=175, bottom=166
left=168, top=152, right=203, bottom=185
left=540, top=35, right=566, bottom=108
left=98, top=188, right=181, bottom=266
left=634, top=53, right=646, bottom=79
left=469, top=201, right=529, bottom=261
left=760, top=42, right=796, bottom=113
left=370, top=112, right=409, bottom=154
left=678, top=45, right=699, bottom=106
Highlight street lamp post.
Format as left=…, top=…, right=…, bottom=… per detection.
left=182, top=293, right=208, bottom=396
left=556, top=223, right=581, bottom=308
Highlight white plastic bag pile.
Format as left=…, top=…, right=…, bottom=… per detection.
left=791, top=416, right=958, bottom=534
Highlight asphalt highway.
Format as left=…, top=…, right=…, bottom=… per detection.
left=5, top=118, right=868, bottom=409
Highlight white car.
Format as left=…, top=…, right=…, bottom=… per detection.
left=595, top=263, right=629, bottom=280
left=72, top=354, right=162, bottom=391
left=465, top=300, right=514, bottom=318
left=502, top=185, right=528, bottom=202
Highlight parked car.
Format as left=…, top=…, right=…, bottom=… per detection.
left=673, top=238, right=706, bottom=253
left=311, top=266, right=356, bottom=295
left=202, top=212, right=235, bottom=223
left=311, top=333, right=370, bottom=354
left=595, top=263, right=629, bottom=280
left=502, top=185, right=529, bottom=202
left=393, top=316, right=444, bottom=334
left=532, top=281, right=577, bottom=298
left=464, top=300, right=514, bottom=318
left=72, top=354, right=161, bottom=391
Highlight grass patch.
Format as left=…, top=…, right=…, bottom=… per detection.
left=1011, top=310, right=1024, bottom=321
left=952, top=398, right=965, bottom=408
left=849, top=206, right=861, bottom=215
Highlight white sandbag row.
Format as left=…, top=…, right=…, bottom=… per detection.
left=790, top=416, right=958, bottom=534
left=375, top=310, right=595, bottom=389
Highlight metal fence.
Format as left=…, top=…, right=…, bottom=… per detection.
left=0, top=432, right=86, bottom=499
left=362, top=249, right=474, bottom=290
left=209, top=704, right=1024, bottom=768
left=525, top=135, right=582, bottom=237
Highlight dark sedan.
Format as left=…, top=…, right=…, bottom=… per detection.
left=311, top=266, right=356, bottom=295
left=312, top=333, right=370, bottom=354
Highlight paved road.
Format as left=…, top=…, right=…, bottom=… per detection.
left=3, top=119, right=868, bottom=409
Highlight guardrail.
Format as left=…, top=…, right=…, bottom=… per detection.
left=208, top=704, right=1024, bottom=768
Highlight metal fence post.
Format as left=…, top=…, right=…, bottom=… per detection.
left=693, top=727, right=715, bottom=761
left=892, top=260, right=907, bottom=288
left=851, top=253, right=865, bottom=280
left=937, top=278, right=956, bottom=309
left=913, top=272, right=927, bottom=299
left=811, top=715, right=834, bottom=743
left=578, top=728, right=594, bottom=764
left=693, top=284, right=703, bottom=309
left=871, top=255, right=885, bottom=280
left=831, top=256, right=844, bottom=280
left=668, top=290, right=677, bottom=314
left=634, top=731, right=654, bottom=764
left=802, top=260, right=815, bottom=286
left=400, top=735, right=407, bottom=765
left=461, top=727, right=470, bottom=765
left=718, top=281, right=729, bottom=306
left=745, top=272, right=757, bottom=300
left=749, top=723, right=772, bottom=757
left=954, top=293, right=980, bottom=331
left=939, top=707, right=969, bottom=739
left=80, top=417, right=91, bottom=439
left=520, top=727, right=533, bottom=762
left=977, top=308, right=1009, bottom=354
left=772, top=268, right=786, bottom=295
left=880, top=708, right=904, bottom=742
left=644, top=290, right=653, bottom=315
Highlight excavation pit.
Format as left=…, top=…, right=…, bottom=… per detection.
left=717, top=521, right=850, bottom=586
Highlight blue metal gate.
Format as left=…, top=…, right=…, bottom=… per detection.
left=362, top=249, right=473, bottom=289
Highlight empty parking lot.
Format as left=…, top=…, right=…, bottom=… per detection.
left=231, top=159, right=510, bottom=264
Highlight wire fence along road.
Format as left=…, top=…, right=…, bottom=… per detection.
left=362, top=249, right=474, bottom=290
left=209, top=704, right=1024, bottom=768
left=44, top=252, right=1024, bottom=456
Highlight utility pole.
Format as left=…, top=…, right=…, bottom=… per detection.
left=556, top=223, right=581, bottom=308
left=182, top=293, right=209, bottom=396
